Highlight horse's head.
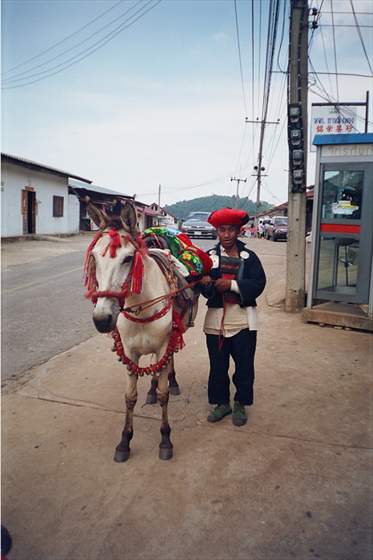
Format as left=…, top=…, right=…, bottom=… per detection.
left=84, top=199, right=144, bottom=333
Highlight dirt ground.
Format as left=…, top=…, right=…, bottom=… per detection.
left=2, top=236, right=372, bottom=560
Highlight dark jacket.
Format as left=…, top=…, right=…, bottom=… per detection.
left=200, top=240, right=266, bottom=308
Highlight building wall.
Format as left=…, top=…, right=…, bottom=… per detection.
left=1, top=162, right=75, bottom=236
left=68, top=194, right=80, bottom=233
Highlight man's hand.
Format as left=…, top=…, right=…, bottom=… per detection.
left=199, top=275, right=213, bottom=286
left=214, top=278, right=231, bottom=293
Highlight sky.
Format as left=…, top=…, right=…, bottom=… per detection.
left=1, top=0, right=372, bottom=207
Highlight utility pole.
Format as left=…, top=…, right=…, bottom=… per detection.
left=285, top=0, right=308, bottom=312
left=230, top=176, right=247, bottom=206
left=158, top=184, right=161, bottom=207
left=246, top=117, right=279, bottom=218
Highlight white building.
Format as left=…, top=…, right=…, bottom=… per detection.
left=1, top=153, right=91, bottom=238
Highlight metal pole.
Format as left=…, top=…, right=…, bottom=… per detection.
left=365, top=90, right=369, bottom=133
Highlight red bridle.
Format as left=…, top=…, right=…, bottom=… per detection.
left=84, top=229, right=146, bottom=309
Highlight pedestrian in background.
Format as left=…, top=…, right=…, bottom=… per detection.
left=199, top=208, right=266, bottom=426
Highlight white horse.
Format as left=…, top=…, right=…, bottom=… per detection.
left=84, top=199, right=197, bottom=462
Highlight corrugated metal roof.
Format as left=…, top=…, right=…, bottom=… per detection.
left=1, top=152, right=91, bottom=183
left=69, top=179, right=133, bottom=198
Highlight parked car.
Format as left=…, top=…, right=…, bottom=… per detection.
left=266, top=216, right=288, bottom=241
left=181, top=212, right=217, bottom=239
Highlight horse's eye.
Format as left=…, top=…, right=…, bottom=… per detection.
left=122, top=255, right=133, bottom=264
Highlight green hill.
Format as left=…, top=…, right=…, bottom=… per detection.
left=165, top=195, right=273, bottom=221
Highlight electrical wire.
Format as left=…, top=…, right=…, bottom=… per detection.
left=330, top=0, right=340, bottom=101
left=349, top=0, right=373, bottom=75
left=257, top=0, right=281, bottom=166
left=2, top=0, right=144, bottom=82
left=265, top=74, right=286, bottom=168
left=257, top=0, right=262, bottom=120
left=140, top=175, right=230, bottom=197
left=251, top=0, right=256, bottom=165
left=233, top=0, right=248, bottom=116
left=276, top=0, right=288, bottom=72
left=2, top=0, right=161, bottom=89
left=319, top=22, right=335, bottom=98
left=320, top=24, right=373, bottom=28
left=308, top=0, right=325, bottom=51
left=2, top=0, right=124, bottom=77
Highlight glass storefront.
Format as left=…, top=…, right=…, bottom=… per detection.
left=317, top=236, right=359, bottom=295
left=321, top=170, right=363, bottom=221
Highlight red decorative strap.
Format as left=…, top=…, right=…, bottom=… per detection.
left=112, top=309, right=185, bottom=376
left=122, top=298, right=172, bottom=323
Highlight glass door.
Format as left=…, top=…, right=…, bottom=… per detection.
left=315, top=163, right=373, bottom=303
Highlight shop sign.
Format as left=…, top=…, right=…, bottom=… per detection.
left=310, top=104, right=359, bottom=151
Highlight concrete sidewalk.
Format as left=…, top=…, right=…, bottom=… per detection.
left=2, top=239, right=372, bottom=560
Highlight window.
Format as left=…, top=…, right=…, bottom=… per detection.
left=53, top=196, right=64, bottom=218
left=321, top=170, right=363, bottom=221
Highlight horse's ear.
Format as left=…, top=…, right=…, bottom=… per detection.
left=120, top=201, right=139, bottom=236
left=85, top=197, right=108, bottom=230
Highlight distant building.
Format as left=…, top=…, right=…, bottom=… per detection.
left=1, top=153, right=91, bottom=238
left=69, top=181, right=164, bottom=232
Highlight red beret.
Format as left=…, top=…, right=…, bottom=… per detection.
left=208, top=208, right=249, bottom=228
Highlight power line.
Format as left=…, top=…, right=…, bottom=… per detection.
left=308, top=0, right=325, bottom=51
left=257, top=0, right=262, bottom=119
left=349, top=0, right=373, bottom=75
left=319, top=22, right=335, bottom=97
left=140, top=175, right=230, bottom=197
left=330, top=0, right=340, bottom=101
left=321, top=11, right=373, bottom=15
left=233, top=0, right=248, bottom=116
left=2, top=0, right=144, bottom=82
left=2, top=0, right=161, bottom=89
left=1, top=0, right=124, bottom=77
left=276, top=0, right=288, bottom=72
left=320, top=24, right=373, bottom=28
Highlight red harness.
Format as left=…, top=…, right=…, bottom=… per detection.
left=84, top=229, right=186, bottom=376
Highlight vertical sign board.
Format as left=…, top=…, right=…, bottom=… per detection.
left=310, top=104, right=359, bottom=151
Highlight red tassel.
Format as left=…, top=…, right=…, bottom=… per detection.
left=131, top=251, right=144, bottom=294
left=106, top=229, right=122, bottom=258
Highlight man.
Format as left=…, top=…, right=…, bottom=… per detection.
left=199, top=208, right=266, bottom=426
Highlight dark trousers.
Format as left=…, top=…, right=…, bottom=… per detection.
left=206, top=329, right=257, bottom=406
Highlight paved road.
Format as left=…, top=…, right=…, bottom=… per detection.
left=1, top=250, right=96, bottom=381
left=1, top=238, right=217, bottom=382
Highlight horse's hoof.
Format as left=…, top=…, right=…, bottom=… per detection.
left=159, top=446, right=173, bottom=460
left=114, top=449, right=130, bottom=463
left=169, top=385, right=181, bottom=396
left=146, top=393, right=157, bottom=405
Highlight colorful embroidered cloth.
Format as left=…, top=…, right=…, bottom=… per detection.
left=143, top=227, right=212, bottom=277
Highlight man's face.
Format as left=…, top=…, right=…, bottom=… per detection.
left=217, top=224, right=240, bottom=250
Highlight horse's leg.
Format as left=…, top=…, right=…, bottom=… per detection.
left=146, top=376, right=158, bottom=405
left=114, top=373, right=138, bottom=463
left=157, top=366, right=173, bottom=460
left=168, top=356, right=180, bottom=396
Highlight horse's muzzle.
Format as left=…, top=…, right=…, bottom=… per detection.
left=93, top=314, right=116, bottom=333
